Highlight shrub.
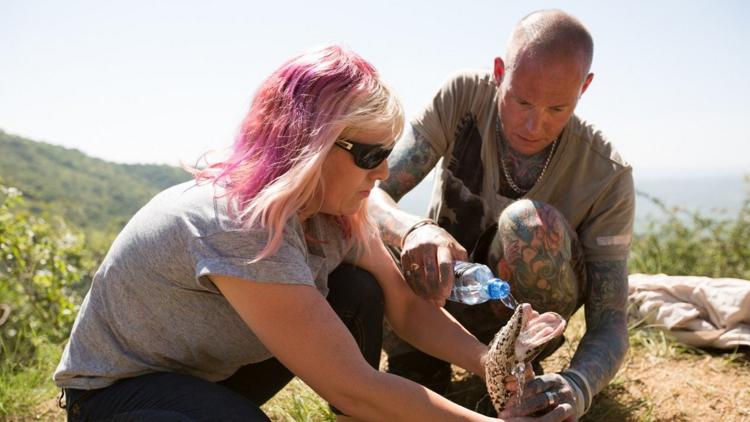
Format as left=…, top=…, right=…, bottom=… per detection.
left=0, top=183, right=95, bottom=398
left=629, top=177, right=750, bottom=280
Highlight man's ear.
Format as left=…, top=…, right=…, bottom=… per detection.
left=580, top=73, right=594, bottom=96
left=493, top=57, right=505, bottom=85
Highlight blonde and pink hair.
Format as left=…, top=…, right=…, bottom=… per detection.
left=194, top=45, right=403, bottom=261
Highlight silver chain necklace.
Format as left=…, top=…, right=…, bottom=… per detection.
left=495, top=118, right=558, bottom=195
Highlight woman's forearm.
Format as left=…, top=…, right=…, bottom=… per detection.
left=334, top=369, right=493, bottom=421
left=213, top=273, right=491, bottom=421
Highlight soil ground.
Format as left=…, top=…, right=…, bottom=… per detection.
left=446, top=310, right=750, bottom=422
left=446, top=344, right=750, bottom=421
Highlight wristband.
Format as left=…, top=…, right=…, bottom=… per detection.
left=560, top=372, right=586, bottom=416
left=561, top=368, right=593, bottom=414
left=400, top=219, right=438, bottom=249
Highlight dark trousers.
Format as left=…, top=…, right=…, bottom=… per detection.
left=64, top=264, right=384, bottom=421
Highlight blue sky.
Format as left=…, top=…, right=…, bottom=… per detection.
left=1, top=0, right=748, bottom=180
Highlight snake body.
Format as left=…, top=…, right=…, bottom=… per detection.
left=484, top=304, right=566, bottom=413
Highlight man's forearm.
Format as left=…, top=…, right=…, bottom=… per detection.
left=568, top=260, right=630, bottom=396
left=569, top=315, right=628, bottom=395
left=369, top=188, right=425, bottom=248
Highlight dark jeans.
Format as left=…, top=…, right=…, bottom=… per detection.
left=63, top=263, right=384, bottom=421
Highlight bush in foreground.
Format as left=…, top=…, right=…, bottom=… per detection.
left=0, top=183, right=94, bottom=415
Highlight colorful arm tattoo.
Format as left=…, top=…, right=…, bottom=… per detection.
left=369, top=126, right=441, bottom=248
left=378, top=126, right=440, bottom=201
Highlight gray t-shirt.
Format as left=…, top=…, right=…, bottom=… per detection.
left=54, top=181, right=353, bottom=390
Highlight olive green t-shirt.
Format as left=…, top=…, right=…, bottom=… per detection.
left=412, top=69, right=634, bottom=262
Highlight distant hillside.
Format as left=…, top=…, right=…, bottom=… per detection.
left=0, top=130, right=190, bottom=232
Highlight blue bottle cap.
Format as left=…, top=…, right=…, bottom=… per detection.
left=487, top=279, right=510, bottom=299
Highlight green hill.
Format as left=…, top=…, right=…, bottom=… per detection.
left=0, top=129, right=190, bottom=234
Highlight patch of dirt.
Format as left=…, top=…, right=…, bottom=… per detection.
left=7, top=397, right=65, bottom=421
left=444, top=316, right=750, bottom=421
left=582, top=348, right=750, bottom=421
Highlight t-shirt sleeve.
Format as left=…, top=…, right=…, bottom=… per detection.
left=191, top=226, right=315, bottom=293
left=411, top=72, right=472, bottom=156
left=578, top=168, right=635, bottom=262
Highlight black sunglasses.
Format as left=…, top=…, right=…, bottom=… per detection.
left=334, top=138, right=393, bottom=170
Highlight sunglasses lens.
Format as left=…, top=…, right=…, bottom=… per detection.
left=357, top=147, right=392, bottom=169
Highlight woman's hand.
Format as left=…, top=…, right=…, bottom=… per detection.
left=400, top=223, right=467, bottom=306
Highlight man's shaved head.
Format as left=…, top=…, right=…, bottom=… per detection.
left=493, top=9, right=596, bottom=156
left=506, top=10, right=594, bottom=76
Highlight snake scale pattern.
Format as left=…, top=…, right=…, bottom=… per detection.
left=485, top=303, right=566, bottom=413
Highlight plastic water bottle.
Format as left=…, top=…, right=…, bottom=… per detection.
left=449, top=261, right=517, bottom=308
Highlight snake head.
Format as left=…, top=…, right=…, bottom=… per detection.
left=485, top=303, right=566, bottom=412
left=515, top=304, right=566, bottom=363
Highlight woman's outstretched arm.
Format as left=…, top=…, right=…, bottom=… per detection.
left=211, top=274, right=495, bottom=421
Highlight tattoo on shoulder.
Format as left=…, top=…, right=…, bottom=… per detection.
left=378, top=127, right=440, bottom=202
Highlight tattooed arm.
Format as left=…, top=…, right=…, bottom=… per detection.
left=503, top=260, right=629, bottom=419
left=569, top=260, right=630, bottom=399
left=369, top=126, right=467, bottom=303
left=369, top=126, right=440, bottom=247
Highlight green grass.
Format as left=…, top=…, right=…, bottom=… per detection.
left=0, top=336, right=63, bottom=419
left=262, top=379, right=334, bottom=422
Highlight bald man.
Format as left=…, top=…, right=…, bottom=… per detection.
left=369, top=9, right=633, bottom=419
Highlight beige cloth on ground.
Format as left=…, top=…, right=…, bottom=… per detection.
left=628, top=273, right=750, bottom=349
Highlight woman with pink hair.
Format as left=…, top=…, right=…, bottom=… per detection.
left=54, top=45, right=571, bottom=421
